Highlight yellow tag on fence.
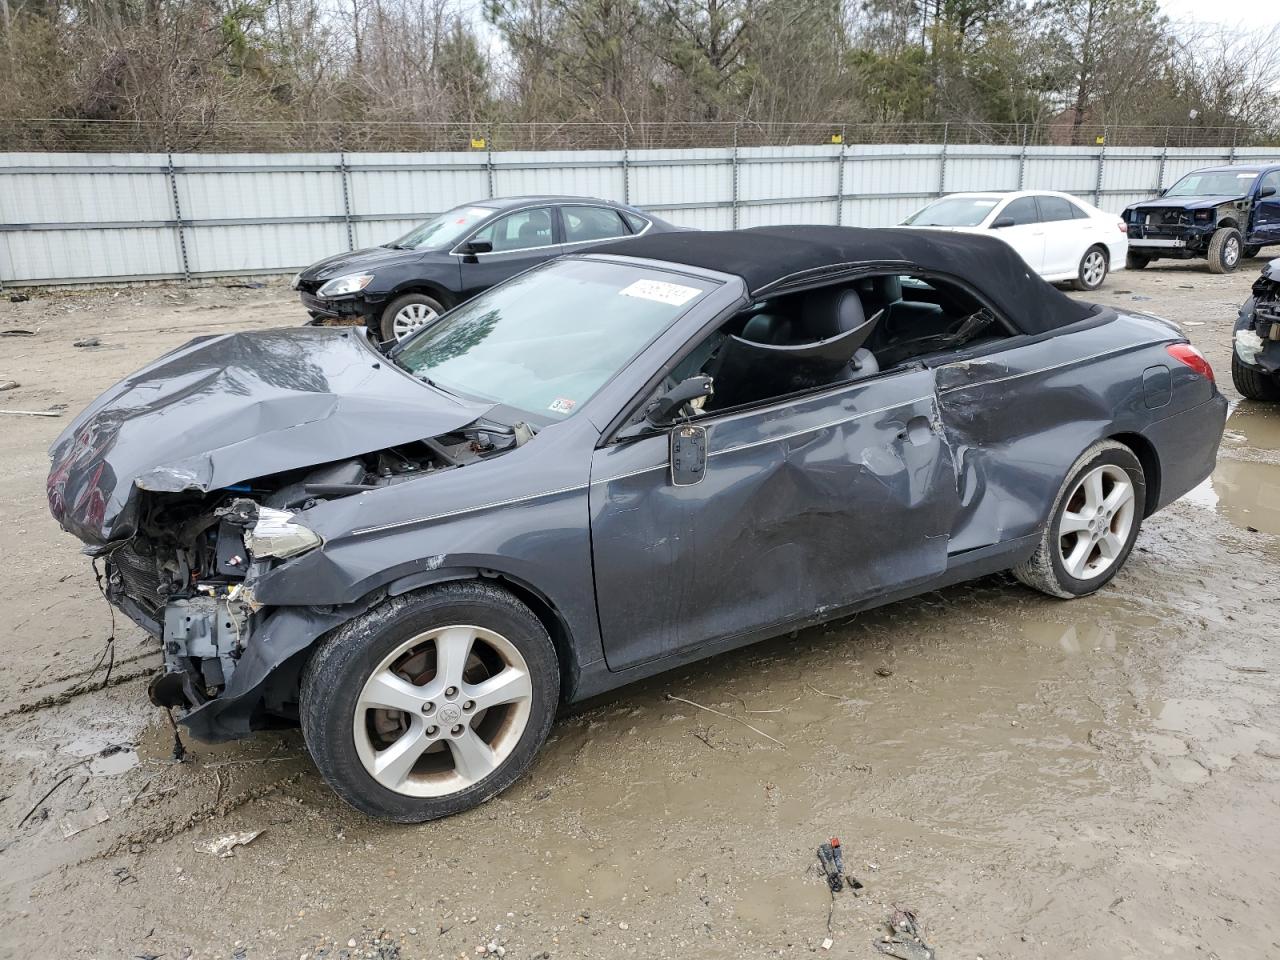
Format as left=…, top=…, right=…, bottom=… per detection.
left=1094, top=135, right=1105, bottom=145
left=831, top=134, right=844, bottom=144
left=470, top=138, right=486, bottom=150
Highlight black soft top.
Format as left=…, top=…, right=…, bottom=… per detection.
left=592, top=225, right=1095, bottom=335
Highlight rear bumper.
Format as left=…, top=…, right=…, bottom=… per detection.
left=1144, top=394, right=1229, bottom=513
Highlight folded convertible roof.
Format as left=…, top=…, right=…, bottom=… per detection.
left=590, top=225, right=1096, bottom=335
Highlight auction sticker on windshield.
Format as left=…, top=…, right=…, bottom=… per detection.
left=619, top=278, right=702, bottom=306
left=548, top=397, right=576, bottom=414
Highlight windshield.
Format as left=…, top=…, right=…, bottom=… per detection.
left=1164, top=170, right=1259, bottom=197
left=389, top=205, right=496, bottom=250
left=394, top=260, right=715, bottom=419
left=903, top=196, right=1000, bottom=227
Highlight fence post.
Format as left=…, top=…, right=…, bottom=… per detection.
left=165, top=146, right=190, bottom=282
left=1017, top=124, right=1027, bottom=190
left=337, top=128, right=354, bottom=252
left=938, top=122, right=949, bottom=196
left=621, top=125, right=630, bottom=206
left=1229, top=126, right=1239, bottom=165
left=1157, top=127, right=1169, bottom=193
left=731, top=123, right=740, bottom=229
left=1093, top=126, right=1106, bottom=207
left=486, top=126, right=495, bottom=199
left=835, top=124, right=846, bottom=226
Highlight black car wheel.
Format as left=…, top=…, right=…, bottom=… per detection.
left=1231, top=351, right=1280, bottom=401
left=1073, top=245, right=1108, bottom=291
left=379, top=293, right=446, bottom=344
left=1207, top=227, right=1242, bottom=274
left=1244, top=245, right=1261, bottom=260
left=300, top=582, right=560, bottom=822
left=1126, top=252, right=1150, bottom=270
left=1013, top=440, right=1145, bottom=599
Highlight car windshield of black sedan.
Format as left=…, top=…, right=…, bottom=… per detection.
left=1164, top=170, right=1259, bottom=197
left=393, top=259, right=715, bottom=419
left=390, top=205, right=496, bottom=250
left=903, top=196, right=1000, bottom=226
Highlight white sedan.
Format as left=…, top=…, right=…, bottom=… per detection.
left=901, top=191, right=1129, bottom=291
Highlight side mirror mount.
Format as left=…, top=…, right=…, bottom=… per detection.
left=460, top=239, right=492, bottom=261
left=991, top=216, right=1016, bottom=229
left=670, top=424, right=708, bottom=486
left=645, top=375, right=714, bottom=426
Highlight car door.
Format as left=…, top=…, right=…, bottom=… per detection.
left=589, top=367, right=960, bottom=671
left=1036, top=194, right=1088, bottom=276
left=989, top=196, right=1046, bottom=273
left=1251, top=170, right=1280, bottom=245
left=456, top=206, right=562, bottom=299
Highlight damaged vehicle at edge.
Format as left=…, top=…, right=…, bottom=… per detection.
left=47, top=226, right=1228, bottom=822
left=1232, top=256, right=1280, bottom=401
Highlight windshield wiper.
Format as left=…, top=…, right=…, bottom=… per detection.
left=383, top=243, right=412, bottom=250
left=416, top=374, right=458, bottom=398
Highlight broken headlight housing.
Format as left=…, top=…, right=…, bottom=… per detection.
left=244, top=506, right=323, bottom=560
left=317, top=273, right=374, bottom=298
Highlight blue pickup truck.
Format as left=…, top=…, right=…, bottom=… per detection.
left=1123, top=164, right=1280, bottom=273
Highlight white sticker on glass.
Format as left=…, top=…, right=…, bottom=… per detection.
left=619, top=279, right=702, bottom=306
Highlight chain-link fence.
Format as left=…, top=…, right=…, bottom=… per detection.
left=0, top=118, right=1270, bottom=153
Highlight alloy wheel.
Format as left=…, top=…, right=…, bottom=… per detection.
left=392, top=302, right=439, bottom=340
left=1224, top=236, right=1240, bottom=268
left=1057, top=464, right=1136, bottom=580
left=352, top=625, right=533, bottom=797
left=1082, top=250, right=1106, bottom=287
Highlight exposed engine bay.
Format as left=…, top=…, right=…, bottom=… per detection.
left=102, top=423, right=533, bottom=713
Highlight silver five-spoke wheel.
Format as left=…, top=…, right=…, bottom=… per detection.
left=391, top=301, right=438, bottom=341
left=1081, top=249, right=1106, bottom=288
left=353, top=625, right=532, bottom=797
left=1056, top=463, right=1135, bottom=580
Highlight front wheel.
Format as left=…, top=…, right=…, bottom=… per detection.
left=300, top=582, right=560, bottom=822
left=1231, top=351, right=1280, bottom=401
left=1073, top=245, right=1109, bottom=291
left=1207, top=227, right=1242, bottom=274
left=1244, top=245, right=1261, bottom=260
left=379, top=292, right=446, bottom=344
left=1126, top=251, right=1150, bottom=270
left=1013, top=440, right=1145, bottom=599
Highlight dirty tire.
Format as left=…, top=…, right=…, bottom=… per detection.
left=378, top=292, right=446, bottom=344
left=1125, top=252, right=1150, bottom=270
left=1231, top=351, right=1280, bottom=401
left=1013, top=440, right=1146, bottom=599
left=1243, top=245, right=1261, bottom=260
left=1072, top=245, right=1108, bottom=291
left=1207, top=227, right=1242, bottom=274
left=300, top=582, right=559, bottom=822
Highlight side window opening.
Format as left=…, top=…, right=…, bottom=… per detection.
left=660, top=273, right=1012, bottom=419
left=472, top=207, right=555, bottom=252
left=999, top=197, right=1040, bottom=225
left=1037, top=195, right=1077, bottom=222
left=563, top=206, right=629, bottom=243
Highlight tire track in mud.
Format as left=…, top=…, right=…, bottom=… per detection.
left=0, top=666, right=155, bottom=720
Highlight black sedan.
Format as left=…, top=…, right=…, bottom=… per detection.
left=293, top=196, right=679, bottom=343
left=48, top=227, right=1226, bottom=822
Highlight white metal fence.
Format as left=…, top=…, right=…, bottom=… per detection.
left=4, top=141, right=1280, bottom=286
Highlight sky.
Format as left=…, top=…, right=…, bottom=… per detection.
left=1159, top=0, right=1272, bottom=29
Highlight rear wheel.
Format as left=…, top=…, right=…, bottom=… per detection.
left=1126, top=252, right=1150, bottom=270
left=1073, top=245, right=1109, bottom=291
left=1231, top=351, right=1280, bottom=401
left=300, top=582, right=559, bottom=822
left=379, top=292, right=446, bottom=344
left=1013, top=440, right=1145, bottom=599
left=1244, top=245, right=1261, bottom=260
left=1207, top=227, right=1242, bottom=274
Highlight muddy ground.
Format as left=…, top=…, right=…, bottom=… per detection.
left=1, top=261, right=1278, bottom=960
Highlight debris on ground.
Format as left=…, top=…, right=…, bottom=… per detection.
left=0, top=379, right=17, bottom=391
left=223, top=281, right=267, bottom=289
left=0, top=328, right=36, bottom=336
left=60, top=801, right=111, bottom=838
left=874, top=907, right=937, bottom=960
left=72, top=336, right=102, bottom=348
left=8, top=293, right=30, bottom=303
left=874, top=667, right=894, bottom=677
left=195, top=829, right=263, bottom=858
left=0, top=408, right=62, bottom=417
left=818, top=839, right=844, bottom=891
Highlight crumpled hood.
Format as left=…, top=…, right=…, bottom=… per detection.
left=300, top=246, right=423, bottom=282
left=47, top=327, right=492, bottom=544
left=1124, top=195, right=1244, bottom=213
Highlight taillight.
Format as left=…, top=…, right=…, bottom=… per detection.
left=1117, top=220, right=1127, bottom=233
left=1166, top=342, right=1214, bottom=383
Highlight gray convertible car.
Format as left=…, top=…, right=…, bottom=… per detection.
left=47, top=227, right=1227, bottom=821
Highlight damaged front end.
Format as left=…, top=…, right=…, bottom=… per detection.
left=46, top=326, right=526, bottom=739
left=1235, top=259, right=1280, bottom=375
